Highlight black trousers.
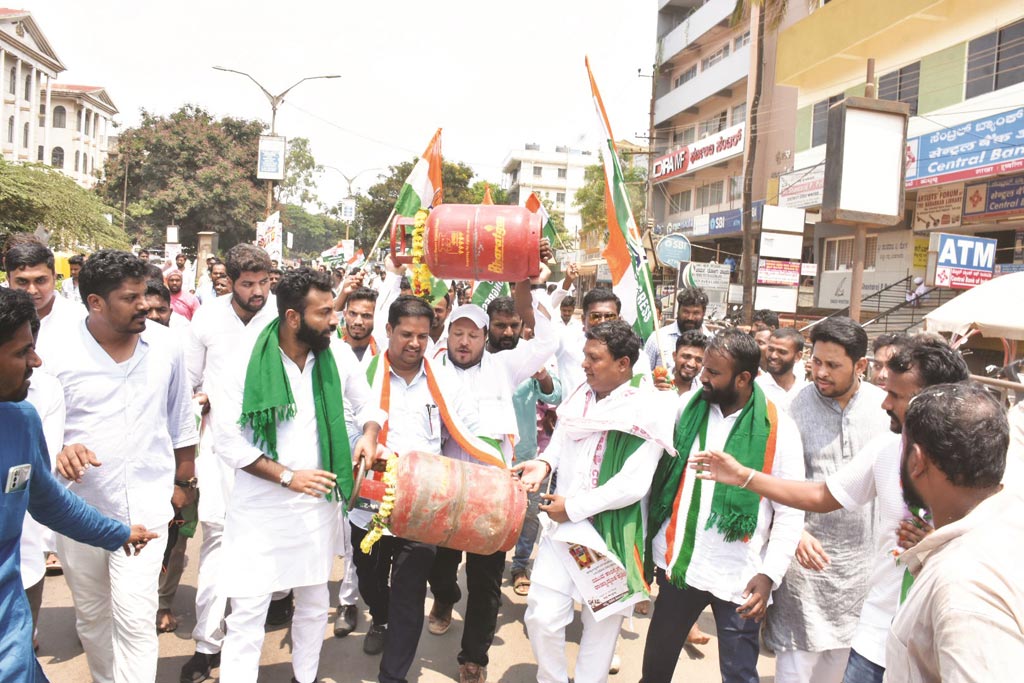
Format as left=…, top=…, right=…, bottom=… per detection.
left=428, top=547, right=506, bottom=666
left=350, top=523, right=395, bottom=625
left=640, top=569, right=761, bottom=683
left=378, top=537, right=436, bottom=683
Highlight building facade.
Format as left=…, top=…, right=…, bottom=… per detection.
left=0, top=8, right=117, bottom=188
left=501, top=144, right=594, bottom=238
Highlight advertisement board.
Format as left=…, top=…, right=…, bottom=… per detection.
left=912, top=183, right=963, bottom=230
left=257, top=136, right=287, bottom=181
left=755, top=285, right=799, bottom=313
left=926, top=232, right=996, bottom=290
left=778, top=164, right=825, bottom=209
left=905, top=107, right=1024, bottom=188
left=655, top=234, right=692, bottom=269
left=757, top=259, right=801, bottom=286
left=255, top=211, right=283, bottom=262
left=652, top=123, right=745, bottom=184
left=709, top=208, right=742, bottom=235
left=962, top=175, right=1024, bottom=222
left=678, top=262, right=731, bottom=318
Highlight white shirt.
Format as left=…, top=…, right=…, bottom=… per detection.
left=644, top=322, right=713, bottom=371
left=36, top=294, right=86, bottom=370
left=885, top=487, right=1024, bottom=683
left=48, top=320, right=199, bottom=530
left=825, top=432, right=905, bottom=667
left=755, top=371, right=810, bottom=414
left=556, top=325, right=650, bottom=399
left=215, top=340, right=383, bottom=597
left=59, top=278, right=81, bottom=304
left=652, top=399, right=805, bottom=605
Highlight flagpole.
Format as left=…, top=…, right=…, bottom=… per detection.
left=362, top=206, right=398, bottom=270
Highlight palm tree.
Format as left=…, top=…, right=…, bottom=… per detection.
left=733, top=0, right=788, bottom=324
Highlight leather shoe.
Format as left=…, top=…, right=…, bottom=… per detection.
left=333, top=603, right=358, bottom=638
left=364, top=621, right=387, bottom=655
left=265, top=591, right=294, bottom=627
left=428, top=600, right=454, bottom=635
left=179, top=651, right=220, bottom=683
left=459, top=661, right=487, bottom=683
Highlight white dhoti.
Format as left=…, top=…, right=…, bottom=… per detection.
left=336, top=518, right=359, bottom=606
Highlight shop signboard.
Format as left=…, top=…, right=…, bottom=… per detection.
left=652, top=123, right=745, bottom=184
left=926, top=232, right=996, bottom=289
left=962, top=175, right=1024, bottom=222
left=709, top=208, right=742, bottom=235
left=655, top=233, right=692, bottom=269
left=913, top=183, right=963, bottom=230
left=906, top=108, right=1024, bottom=188
left=757, top=259, right=801, bottom=286
left=778, top=164, right=825, bottom=208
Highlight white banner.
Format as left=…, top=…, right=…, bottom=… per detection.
left=257, top=136, right=287, bottom=181
left=779, top=164, right=825, bottom=209
left=256, top=211, right=283, bottom=261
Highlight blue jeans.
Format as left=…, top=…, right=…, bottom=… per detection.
left=843, top=648, right=885, bottom=683
left=511, top=477, right=547, bottom=574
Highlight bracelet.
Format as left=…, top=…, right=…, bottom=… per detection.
left=740, top=469, right=757, bottom=489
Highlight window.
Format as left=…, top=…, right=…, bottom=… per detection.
left=533, top=165, right=542, bottom=177
left=38, top=103, right=45, bottom=128
left=680, top=126, right=695, bottom=145
left=37, top=145, right=43, bottom=162
left=698, top=111, right=728, bottom=139
left=695, top=181, right=725, bottom=210
left=732, top=101, right=747, bottom=126
left=51, top=146, right=64, bottom=168
left=701, top=44, right=730, bottom=71
left=83, top=155, right=88, bottom=174
left=23, top=73, right=31, bottom=100
left=967, top=19, right=1024, bottom=98
left=811, top=93, right=844, bottom=147
left=76, top=109, right=82, bottom=132
left=729, top=176, right=743, bottom=201
left=556, top=192, right=566, bottom=204
left=22, top=122, right=29, bottom=148
left=52, top=106, right=66, bottom=128
left=669, top=190, right=691, bottom=214
left=91, top=155, right=95, bottom=176
left=879, top=62, right=920, bottom=116
left=673, top=64, right=697, bottom=89
left=824, top=235, right=879, bottom=271
left=74, top=150, right=80, bottom=172
left=6, top=116, right=12, bottom=144
left=84, top=112, right=91, bottom=135
left=734, top=31, right=751, bottom=50
left=7, top=67, right=14, bottom=95
left=557, top=167, right=567, bottom=179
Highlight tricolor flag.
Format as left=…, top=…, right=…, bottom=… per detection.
left=346, top=248, right=365, bottom=269
left=481, top=182, right=494, bottom=205
left=395, top=128, right=443, bottom=217
left=525, top=192, right=562, bottom=248
left=471, top=280, right=510, bottom=307
left=585, top=57, right=657, bottom=342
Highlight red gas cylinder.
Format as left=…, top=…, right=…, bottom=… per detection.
left=349, top=451, right=527, bottom=555
left=390, top=204, right=541, bottom=282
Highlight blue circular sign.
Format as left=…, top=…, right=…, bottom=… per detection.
left=655, top=233, right=692, bottom=269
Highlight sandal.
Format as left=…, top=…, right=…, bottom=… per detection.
left=155, top=608, right=178, bottom=633
left=512, top=571, right=531, bottom=597
left=45, top=553, right=62, bottom=576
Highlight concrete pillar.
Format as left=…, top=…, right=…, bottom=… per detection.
left=42, top=73, right=51, bottom=163
left=11, top=57, right=20, bottom=155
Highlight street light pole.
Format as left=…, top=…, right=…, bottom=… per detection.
left=323, top=166, right=384, bottom=240
left=212, top=66, right=340, bottom=218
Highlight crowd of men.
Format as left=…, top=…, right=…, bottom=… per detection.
left=1, top=235, right=1022, bottom=683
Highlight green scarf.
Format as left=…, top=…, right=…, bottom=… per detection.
left=646, top=384, right=775, bottom=587
left=592, top=429, right=649, bottom=597
left=238, top=319, right=353, bottom=502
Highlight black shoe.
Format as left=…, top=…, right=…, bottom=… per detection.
left=333, top=603, right=358, bottom=638
left=363, top=621, right=387, bottom=655
left=265, top=591, right=294, bottom=627
left=179, top=651, right=220, bottom=683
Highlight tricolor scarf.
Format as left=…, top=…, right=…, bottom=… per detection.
left=646, top=384, right=778, bottom=588
left=238, top=319, right=353, bottom=502
left=365, top=351, right=506, bottom=468
left=337, top=329, right=379, bottom=357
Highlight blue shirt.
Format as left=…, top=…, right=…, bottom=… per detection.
left=512, top=374, right=563, bottom=462
left=0, top=401, right=129, bottom=683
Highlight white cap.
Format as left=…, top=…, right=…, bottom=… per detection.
left=448, top=304, right=489, bottom=329
left=913, top=277, right=924, bottom=285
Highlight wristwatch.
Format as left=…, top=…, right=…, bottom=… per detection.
left=279, top=468, right=295, bottom=488
left=174, top=477, right=198, bottom=489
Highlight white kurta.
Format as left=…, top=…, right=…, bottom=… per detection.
left=215, top=340, right=384, bottom=598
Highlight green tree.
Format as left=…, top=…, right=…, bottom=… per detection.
left=574, top=154, right=646, bottom=245
left=0, top=159, right=129, bottom=249
left=466, top=180, right=510, bottom=205
left=97, top=104, right=265, bottom=251
left=278, top=137, right=323, bottom=208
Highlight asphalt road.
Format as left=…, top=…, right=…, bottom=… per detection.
left=36, top=527, right=778, bottom=682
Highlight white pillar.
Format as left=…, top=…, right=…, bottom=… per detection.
left=28, top=67, right=37, bottom=160
left=0, top=48, right=6, bottom=157
left=12, top=58, right=21, bottom=157
left=42, top=73, right=51, bottom=164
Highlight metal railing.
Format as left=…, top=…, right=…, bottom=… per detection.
left=800, top=275, right=912, bottom=332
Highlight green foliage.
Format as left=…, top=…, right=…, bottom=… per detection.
left=574, top=154, right=646, bottom=243
left=280, top=203, right=347, bottom=258
left=278, top=137, right=323, bottom=208
left=467, top=180, right=510, bottom=205
left=0, top=158, right=129, bottom=249
left=96, top=104, right=265, bottom=251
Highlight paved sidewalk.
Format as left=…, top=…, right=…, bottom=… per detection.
left=36, top=528, right=778, bottom=682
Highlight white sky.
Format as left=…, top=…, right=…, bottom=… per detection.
left=28, top=0, right=656, bottom=207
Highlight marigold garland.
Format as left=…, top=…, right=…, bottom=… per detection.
left=359, top=453, right=399, bottom=553
left=410, top=208, right=433, bottom=298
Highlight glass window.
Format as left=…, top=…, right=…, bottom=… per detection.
left=674, top=65, right=697, bottom=89
left=7, top=67, right=14, bottom=95
left=695, top=181, right=725, bottom=210
left=729, top=176, right=743, bottom=201
left=23, top=73, right=31, bottom=100
left=812, top=93, right=844, bottom=147
left=824, top=235, right=878, bottom=271
left=51, top=146, right=64, bottom=168
left=967, top=19, right=1024, bottom=98
left=84, top=112, right=91, bottom=135
left=701, top=44, right=731, bottom=71
left=22, top=122, right=29, bottom=148
left=52, top=106, right=66, bottom=128
left=6, top=116, right=12, bottom=143
left=556, top=192, right=566, bottom=204
left=732, top=102, right=746, bottom=126
left=74, top=150, right=80, bottom=172
left=878, top=62, right=920, bottom=116
left=37, top=145, right=43, bottom=162
left=680, top=126, right=695, bottom=145
left=557, top=167, right=567, bottom=179
left=533, top=165, right=542, bottom=177
left=734, top=31, right=751, bottom=50
left=669, top=190, right=691, bottom=214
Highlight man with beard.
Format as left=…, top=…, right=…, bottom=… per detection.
left=214, top=268, right=382, bottom=683
left=762, top=317, right=890, bottom=683
left=47, top=250, right=199, bottom=683
left=0, top=280, right=157, bottom=683
left=753, top=327, right=772, bottom=372
left=885, top=383, right=1023, bottom=683
left=516, top=321, right=676, bottom=683
left=180, top=243, right=277, bottom=683
left=167, top=271, right=201, bottom=321
left=355, top=295, right=499, bottom=683
left=866, top=333, right=907, bottom=390
left=755, top=328, right=808, bottom=413
left=145, top=280, right=189, bottom=330
left=198, top=260, right=228, bottom=304
left=645, top=286, right=711, bottom=371
left=4, top=241, right=85, bottom=365
left=665, top=329, right=706, bottom=396
left=268, top=267, right=283, bottom=293
left=337, top=286, right=384, bottom=369
left=691, top=335, right=971, bottom=683
left=429, top=291, right=452, bottom=355
left=639, top=329, right=805, bottom=683
left=424, top=269, right=557, bottom=682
